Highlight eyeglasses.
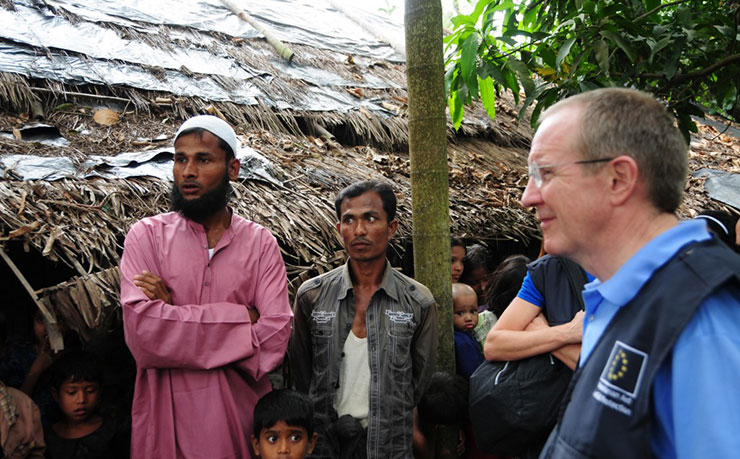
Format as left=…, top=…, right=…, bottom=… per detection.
left=528, top=157, right=614, bottom=188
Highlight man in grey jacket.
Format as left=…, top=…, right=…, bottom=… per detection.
left=290, top=180, right=438, bottom=459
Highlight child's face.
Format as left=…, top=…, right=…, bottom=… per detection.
left=451, top=245, right=465, bottom=283
left=453, top=294, right=479, bottom=331
left=54, top=379, right=101, bottom=423
left=251, top=421, right=317, bottom=459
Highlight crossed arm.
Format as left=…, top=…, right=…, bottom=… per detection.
left=483, top=297, right=583, bottom=370
left=134, top=270, right=260, bottom=323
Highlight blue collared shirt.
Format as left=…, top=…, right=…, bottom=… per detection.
left=580, top=220, right=740, bottom=458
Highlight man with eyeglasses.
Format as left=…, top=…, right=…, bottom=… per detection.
left=520, top=88, right=740, bottom=458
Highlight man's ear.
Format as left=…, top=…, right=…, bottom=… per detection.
left=307, top=432, right=318, bottom=454
left=250, top=434, right=260, bottom=457
left=607, top=155, right=639, bottom=206
left=228, top=158, right=240, bottom=181
left=388, top=219, right=398, bottom=238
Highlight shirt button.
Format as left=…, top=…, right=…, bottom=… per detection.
left=205, top=282, right=210, bottom=286
left=589, top=314, right=595, bottom=322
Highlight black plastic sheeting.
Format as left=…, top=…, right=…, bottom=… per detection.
left=1, top=147, right=282, bottom=185
left=0, top=124, right=71, bottom=147
left=693, top=168, right=740, bottom=210
left=0, top=0, right=404, bottom=112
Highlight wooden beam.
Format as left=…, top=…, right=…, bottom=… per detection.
left=0, top=246, right=64, bottom=351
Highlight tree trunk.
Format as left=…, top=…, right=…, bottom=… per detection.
left=405, top=0, right=454, bottom=375
left=405, top=3, right=457, bottom=457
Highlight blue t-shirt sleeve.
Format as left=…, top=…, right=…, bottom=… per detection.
left=516, top=271, right=544, bottom=307
left=652, top=285, right=740, bottom=458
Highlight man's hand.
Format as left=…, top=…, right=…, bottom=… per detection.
left=248, top=308, right=260, bottom=324
left=565, top=310, right=585, bottom=342
left=133, top=271, right=172, bottom=304
left=527, top=310, right=584, bottom=343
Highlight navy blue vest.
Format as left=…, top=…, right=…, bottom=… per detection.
left=528, top=255, right=587, bottom=325
left=541, top=239, right=740, bottom=458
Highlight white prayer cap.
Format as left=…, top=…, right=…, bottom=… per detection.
left=174, top=115, right=238, bottom=156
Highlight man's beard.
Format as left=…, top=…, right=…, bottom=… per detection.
left=170, top=173, right=233, bottom=222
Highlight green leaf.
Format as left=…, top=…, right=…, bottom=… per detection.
left=556, top=36, right=577, bottom=68
left=461, top=33, right=480, bottom=89
left=682, top=102, right=705, bottom=118
left=662, top=36, right=684, bottom=79
left=648, top=36, right=671, bottom=63
left=537, top=44, right=557, bottom=68
left=530, top=88, right=560, bottom=127
left=518, top=85, right=544, bottom=121
left=714, top=25, right=734, bottom=38
left=676, top=6, right=691, bottom=26
left=488, top=65, right=507, bottom=89
left=488, top=1, right=516, bottom=14
left=444, top=65, right=459, bottom=93
left=594, top=39, right=609, bottom=74
left=506, top=57, right=534, bottom=94
left=478, top=75, right=497, bottom=120
left=600, top=30, right=636, bottom=62
left=451, top=0, right=497, bottom=28
left=522, top=3, right=540, bottom=27
left=554, top=19, right=576, bottom=33
left=644, top=0, right=660, bottom=13
left=450, top=14, right=473, bottom=28
left=502, top=67, right=520, bottom=104
left=567, top=49, right=587, bottom=80
left=676, top=112, right=695, bottom=144
left=582, top=1, right=596, bottom=15
left=448, top=90, right=464, bottom=130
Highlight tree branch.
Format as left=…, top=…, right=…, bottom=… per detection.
left=626, top=54, right=740, bottom=85
left=634, top=0, right=691, bottom=22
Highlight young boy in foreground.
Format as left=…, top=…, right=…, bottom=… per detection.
left=251, top=389, right=318, bottom=459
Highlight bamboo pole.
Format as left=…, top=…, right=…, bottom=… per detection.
left=30, top=87, right=131, bottom=104
left=0, top=246, right=64, bottom=352
left=327, top=1, right=406, bottom=57
left=220, top=0, right=295, bottom=63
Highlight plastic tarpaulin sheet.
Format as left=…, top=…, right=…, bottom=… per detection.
left=41, top=0, right=404, bottom=61
left=0, top=44, right=262, bottom=105
left=0, top=0, right=403, bottom=112
left=0, top=155, right=78, bottom=181
left=2, top=147, right=282, bottom=186
left=693, top=168, right=740, bottom=210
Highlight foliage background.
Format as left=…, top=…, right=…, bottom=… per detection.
left=445, top=0, right=740, bottom=140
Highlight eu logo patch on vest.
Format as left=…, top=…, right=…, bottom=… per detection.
left=599, top=341, right=648, bottom=397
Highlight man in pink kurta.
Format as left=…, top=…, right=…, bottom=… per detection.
left=119, top=115, right=292, bottom=458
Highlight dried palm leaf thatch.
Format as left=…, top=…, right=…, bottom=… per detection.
left=38, top=266, right=121, bottom=342
left=0, top=73, right=39, bottom=114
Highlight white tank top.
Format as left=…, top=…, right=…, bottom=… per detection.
left=334, top=330, right=370, bottom=427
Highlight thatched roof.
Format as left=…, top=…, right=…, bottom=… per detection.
left=0, top=0, right=738, bottom=343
